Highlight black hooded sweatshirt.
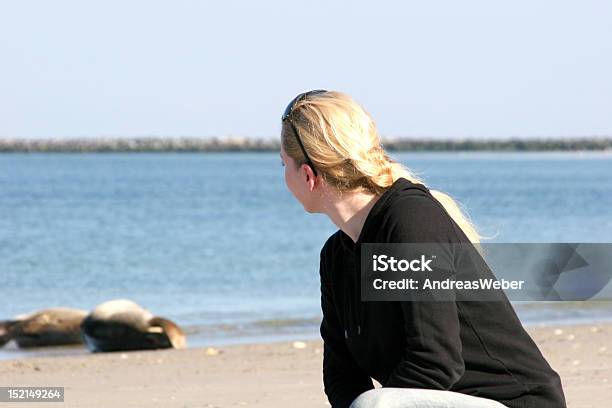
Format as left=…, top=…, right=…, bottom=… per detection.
left=319, top=177, right=567, bottom=408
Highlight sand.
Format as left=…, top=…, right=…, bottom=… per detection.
left=1, top=322, right=610, bottom=408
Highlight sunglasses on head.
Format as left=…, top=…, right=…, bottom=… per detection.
left=282, top=90, right=327, bottom=176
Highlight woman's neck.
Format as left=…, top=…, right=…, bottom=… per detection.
left=322, top=189, right=381, bottom=244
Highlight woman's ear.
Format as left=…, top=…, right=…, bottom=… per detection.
left=302, top=164, right=318, bottom=192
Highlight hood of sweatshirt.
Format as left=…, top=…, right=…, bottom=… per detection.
left=337, top=177, right=433, bottom=338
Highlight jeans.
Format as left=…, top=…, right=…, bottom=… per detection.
left=349, top=388, right=508, bottom=408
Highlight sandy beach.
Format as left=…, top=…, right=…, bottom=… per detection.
left=1, top=322, right=610, bottom=408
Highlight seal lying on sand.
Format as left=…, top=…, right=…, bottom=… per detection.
left=81, top=299, right=186, bottom=352
left=0, top=307, right=87, bottom=348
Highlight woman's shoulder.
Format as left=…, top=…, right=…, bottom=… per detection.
left=377, top=189, right=459, bottom=243
left=320, top=229, right=345, bottom=260
left=319, top=231, right=344, bottom=284
left=387, top=191, right=448, bottom=222
left=372, top=178, right=445, bottom=226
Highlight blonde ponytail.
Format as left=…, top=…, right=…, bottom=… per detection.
left=281, top=91, right=483, bottom=244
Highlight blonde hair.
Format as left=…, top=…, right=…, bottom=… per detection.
left=281, top=91, right=482, bottom=244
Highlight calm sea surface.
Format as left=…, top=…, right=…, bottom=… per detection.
left=1, top=151, right=612, bottom=357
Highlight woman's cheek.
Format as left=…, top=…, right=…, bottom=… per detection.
left=284, top=166, right=295, bottom=195
left=284, top=166, right=290, bottom=188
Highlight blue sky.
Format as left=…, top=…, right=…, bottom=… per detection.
left=1, top=0, right=611, bottom=139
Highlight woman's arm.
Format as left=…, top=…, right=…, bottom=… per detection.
left=384, top=300, right=465, bottom=389
left=383, top=195, right=465, bottom=389
left=320, top=246, right=374, bottom=408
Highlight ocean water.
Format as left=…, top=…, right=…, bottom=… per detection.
left=1, top=151, right=612, bottom=358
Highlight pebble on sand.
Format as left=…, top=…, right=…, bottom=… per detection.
left=292, top=341, right=307, bottom=349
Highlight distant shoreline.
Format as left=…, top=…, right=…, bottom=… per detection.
left=1, top=137, right=611, bottom=153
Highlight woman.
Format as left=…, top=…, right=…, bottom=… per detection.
left=279, top=90, right=567, bottom=408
